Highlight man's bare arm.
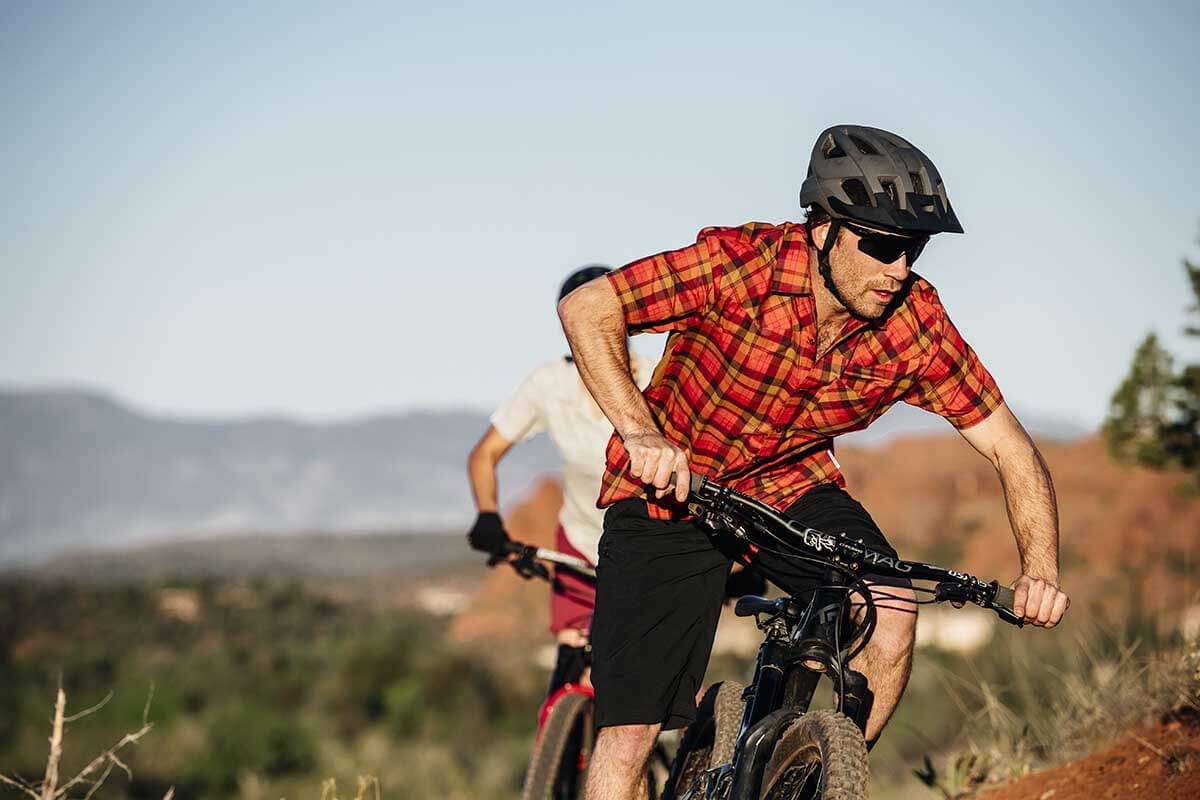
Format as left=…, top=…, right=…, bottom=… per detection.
left=467, top=425, right=514, bottom=513
left=557, top=278, right=690, bottom=502
left=958, top=402, right=1070, bottom=628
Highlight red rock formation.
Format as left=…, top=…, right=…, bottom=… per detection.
left=452, top=436, right=1200, bottom=642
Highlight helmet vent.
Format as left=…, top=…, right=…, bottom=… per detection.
left=909, top=172, right=925, bottom=194
left=880, top=179, right=899, bottom=205
left=848, top=135, right=878, bottom=156
left=841, top=179, right=872, bottom=206
left=821, top=134, right=847, bottom=159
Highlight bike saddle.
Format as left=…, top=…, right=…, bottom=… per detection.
left=733, top=595, right=799, bottom=618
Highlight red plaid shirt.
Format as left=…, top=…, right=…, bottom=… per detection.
left=600, top=221, right=1003, bottom=518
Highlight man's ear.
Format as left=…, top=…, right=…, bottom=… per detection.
left=809, top=219, right=833, bottom=250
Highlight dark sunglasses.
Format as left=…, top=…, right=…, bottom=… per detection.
left=843, top=221, right=929, bottom=266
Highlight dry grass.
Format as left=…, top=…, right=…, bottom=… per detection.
left=318, top=776, right=382, bottom=800
left=914, top=632, right=1200, bottom=798
left=0, top=686, right=390, bottom=800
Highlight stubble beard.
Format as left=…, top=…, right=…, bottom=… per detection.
left=832, top=274, right=887, bottom=321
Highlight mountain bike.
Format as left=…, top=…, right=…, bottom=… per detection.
left=662, top=475, right=1024, bottom=800
left=494, top=541, right=670, bottom=800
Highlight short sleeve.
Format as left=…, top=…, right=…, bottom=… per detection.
left=904, top=314, right=1004, bottom=429
left=490, top=367, right=549, bottom=442
left=606, top=235, right=724, bottom=333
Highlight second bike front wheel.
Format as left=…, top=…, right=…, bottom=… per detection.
left=522, top=690, right=594, bottom=800
left=758, top=710, right=868, bottom=800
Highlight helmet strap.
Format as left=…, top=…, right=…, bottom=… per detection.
left=810, top=220, right=855, bottom=311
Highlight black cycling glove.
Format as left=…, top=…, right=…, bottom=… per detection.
left=467, top=512, right=511, bottom=559
left=725, top=566, right=768, bottom=599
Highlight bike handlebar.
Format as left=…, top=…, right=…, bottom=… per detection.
left=682, top=474, right=1024, bottom=628
left=493, top=540, right=596, bottom=581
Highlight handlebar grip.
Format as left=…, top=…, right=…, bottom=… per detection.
left=992, top=585, right=1024, bottom=628
left=666, top=471, right=706, bottom=498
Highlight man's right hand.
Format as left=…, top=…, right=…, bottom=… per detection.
left=623, top=430, right=691, bottom=503
left=467, top=512, right=511, bottom=560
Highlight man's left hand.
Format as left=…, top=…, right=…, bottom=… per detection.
left=1012, top=574, right=1069, bottom=628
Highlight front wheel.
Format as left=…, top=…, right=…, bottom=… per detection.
left=758, top=710, right=868, bottom=800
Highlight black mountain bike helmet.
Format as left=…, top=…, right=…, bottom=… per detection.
left=558, top=264, right=611, bottom=303
left=799, top=125, right=963, bottom=235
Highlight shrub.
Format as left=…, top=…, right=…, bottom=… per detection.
left=187, top=705, right=316, bottom=792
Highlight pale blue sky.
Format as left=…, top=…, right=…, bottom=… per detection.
left=3, top=1, right=1198, bottom=426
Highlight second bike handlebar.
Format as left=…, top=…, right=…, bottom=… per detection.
left=494, top=540, right=596, bottom=581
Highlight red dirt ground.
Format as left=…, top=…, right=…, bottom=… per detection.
left=980, top=712, right=1200, bottom=800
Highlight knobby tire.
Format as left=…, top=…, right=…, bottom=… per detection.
left=522, top=691, right=593, bottom=800
left=759, top=710, right=868, bottom=800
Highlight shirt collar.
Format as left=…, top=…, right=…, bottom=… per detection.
left=770, top=223, right=813, bottom=296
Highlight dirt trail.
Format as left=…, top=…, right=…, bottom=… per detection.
left=980, top=712, right=1200, bottom=800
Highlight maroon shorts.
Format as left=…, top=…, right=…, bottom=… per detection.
left=549, top=526, right=596, bottom=634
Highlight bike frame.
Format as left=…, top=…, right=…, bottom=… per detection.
left=537, top=682, right=596, bottom=735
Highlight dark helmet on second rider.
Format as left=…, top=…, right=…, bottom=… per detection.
left=799, top=125, right=964, bottom=235
left=558, top=264, right=612, bottom=303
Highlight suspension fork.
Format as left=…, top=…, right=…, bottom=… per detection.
left=733, top=571, right=842, bottom=753
left=789, top=570, right=873, bottom=733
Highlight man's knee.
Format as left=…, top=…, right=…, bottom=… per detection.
left=867, top=582, right=917, bottom=654
left=596, top=723, right=661, bottom=768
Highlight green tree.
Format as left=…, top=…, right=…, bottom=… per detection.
left=1166, top=246, right=1200, bottom=475
left=1184, top=247, right=1200, bottom=337
left=1103, top=225, right=1200, bottom=487
left=1103, top=333, right=1176, bottom=467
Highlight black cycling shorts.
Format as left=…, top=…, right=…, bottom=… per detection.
left=589, top=483, right=897, bottom=731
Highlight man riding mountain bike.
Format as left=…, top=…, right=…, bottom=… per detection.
left=467, top=266, right=767, bottom=797
left=557, top=124, right=1070, bottom=800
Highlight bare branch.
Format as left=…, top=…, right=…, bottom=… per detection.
left=1132, top=733, right=1169, bottom=760
left=63, top=692, right=114, bottom=724
left=41, top=688, right=66, bottom=800
left=78, top=761, right=115, bottom=800
left=141, top=682, right=156, bottom=727
left=0, top=773, right=41, bottom=800
left=161, top=788, right=175, bottom=800
left=53, top=723, right=152, bottom=800
left=108, top=753, right=132, bottom=782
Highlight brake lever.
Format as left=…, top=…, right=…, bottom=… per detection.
left=992, top=604, right=1025, bottom=628
left=510, top=546, right=550, bottom=581
left=934, top=582, right=970, bottom=608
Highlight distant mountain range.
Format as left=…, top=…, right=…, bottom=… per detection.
left=0, top=387, right=1086, bottom=566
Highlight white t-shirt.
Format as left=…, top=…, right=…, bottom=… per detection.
left=491, top=356, right=650, bottom=565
